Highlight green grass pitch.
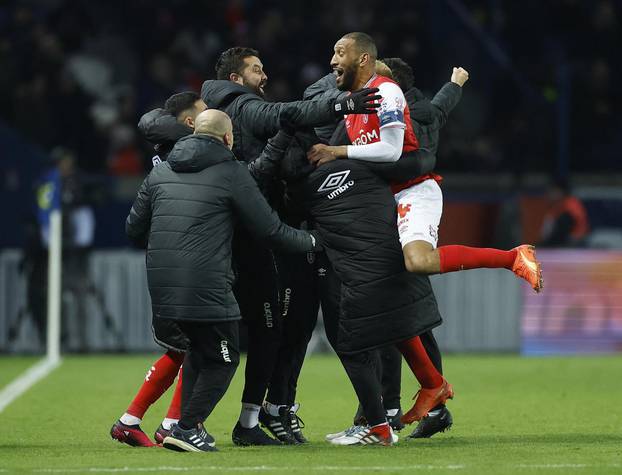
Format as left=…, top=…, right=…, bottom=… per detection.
left=1, top=354, right=621, bottom=474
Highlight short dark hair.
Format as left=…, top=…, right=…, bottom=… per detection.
left=164, top=91, right=200, bottom=118
left=381, top=57, right=414, bottom=91
left=342, top=32, right=377, bottom=60
left=215, top=47, right=260, bottom=80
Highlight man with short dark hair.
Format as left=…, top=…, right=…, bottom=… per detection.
left=202, top=47, right=381, bottom=446
left=110, top=91, right=207, bottom=448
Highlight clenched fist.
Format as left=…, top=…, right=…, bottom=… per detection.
left=451, top=67, right=469, bottom=87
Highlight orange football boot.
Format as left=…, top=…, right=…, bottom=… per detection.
left=401, top=378, right=454, bottom=425
left=512, top=244, right=543, bottom=293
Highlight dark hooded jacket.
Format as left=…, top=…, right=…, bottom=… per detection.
left=251, top=134, right=442, bottom=353
left=125, top=134, right=316, bottom=322
left=138, top=108, right=192, bottom=161
left=292, top=159, right=442, bottom=354
left=201, top=80, right=338, bottom=164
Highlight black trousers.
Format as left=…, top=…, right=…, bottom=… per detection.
left=234, top=238, right=282, bottom=406
left=339, top=350, right=386, bottom=427
left=319, top=254, right=445, bottom=422
left=177, top=320, right=240, bottom=429
left=266, top=251, right=319, bottom=406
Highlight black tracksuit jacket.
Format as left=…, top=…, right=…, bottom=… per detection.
left=125, top=134, right=315, bottom=323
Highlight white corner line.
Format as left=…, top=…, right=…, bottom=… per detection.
left=0, top=357, right=61, bottom=413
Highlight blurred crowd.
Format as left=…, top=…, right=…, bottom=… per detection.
left=1, top=0, right=620, bottom=176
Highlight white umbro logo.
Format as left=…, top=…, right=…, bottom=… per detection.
left=317, top=170, right=351, bottom=192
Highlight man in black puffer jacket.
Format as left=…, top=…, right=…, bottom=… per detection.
left=248, top=129, right=448, bottom=446
left=111, top=92, right=209, bottom=449
left=202, top=47, right=381, bottom=446
left=126, top=109, right=319, bottom=452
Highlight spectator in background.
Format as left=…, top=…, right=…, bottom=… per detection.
left=539, top=179, right=589, bottom=248
left=42, top=148, right=98, bottom=351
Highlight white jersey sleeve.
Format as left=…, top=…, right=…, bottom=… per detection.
left=377, top=81, right=407, bottom=129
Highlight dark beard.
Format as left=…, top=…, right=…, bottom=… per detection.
left=251, top=82, right=266, bottom=97
left=337, top=64, right=357, bottom=91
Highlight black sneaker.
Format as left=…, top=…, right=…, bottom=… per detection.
left=407, top=405, right=453, bottom=439
left=387, top=409, right=405, bottom=432
left=163, top=423, right=217, bottom=452
left=288, top=405, right=308, bottom=444
left=232, top=421, right=282, bottom=446
left=259, top=406, right=298, bottom=445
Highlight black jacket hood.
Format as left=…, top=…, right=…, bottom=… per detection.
left=138, top=109, right=192, bottom=147
left=201, top=80, right=260, bottom=110
left=167, top=134, right=235, bottom=173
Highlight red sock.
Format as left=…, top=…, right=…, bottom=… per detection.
left=438, top=245, right=517, bottom=273
left=165, top=367, right=183, bottom=420
left=397, top=336, right=443, bottom=389
left=127, top=351, right=185, bottom=419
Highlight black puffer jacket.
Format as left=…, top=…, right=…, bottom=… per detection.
left=126, top=134, right=316, bottom=322
left=201, top=80, right=338, bottom=163
left=303, top=73, right=345, bottom=142
left=138, top=108, right=193, bottom=161
left=290, top=159, right=442, bottom=354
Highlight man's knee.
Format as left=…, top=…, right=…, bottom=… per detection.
left=403, top=241, right=436, bottom=273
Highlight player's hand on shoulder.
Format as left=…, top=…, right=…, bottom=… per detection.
left=334, top=87, right=382, bottom=116
left=451, top=67, right=469, bottom=87
left=308, top=143, right=338, bottom=166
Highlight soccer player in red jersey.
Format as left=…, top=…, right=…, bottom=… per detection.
left=308, top=32, right=543, bottom=432
left=310, top=32, right=541, bottom=295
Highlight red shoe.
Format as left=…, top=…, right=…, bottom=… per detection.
left=110, top=420, right=156, bottom=447
left=512, top=244, right=543, bottom=293
left=401, top=379, right=454, bottom=425
left=154, top=424, right=171, bottom=445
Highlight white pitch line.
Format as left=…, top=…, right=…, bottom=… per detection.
left=0, top=357, right=61, bottom=413
left=29, top=464, right=622, bottom=473
left=32, top=466, right=465, bottom=473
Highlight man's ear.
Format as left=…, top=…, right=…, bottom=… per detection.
left=223, top=132, right=233, bottom=149
left=184, top=116, right=194, bottom=129
left=360, top=52, right=370, bottom=68
left=229, top=72, right=243, bottom=85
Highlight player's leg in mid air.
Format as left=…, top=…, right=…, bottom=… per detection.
left=396, top=180, right=543, bottom=292
left=110, top=318, right=188, bottom=447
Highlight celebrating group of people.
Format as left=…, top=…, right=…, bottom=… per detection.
left=110, top=32, right=542, bottom=451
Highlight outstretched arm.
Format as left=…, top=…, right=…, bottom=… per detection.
left=230, top=163, right=318, bottom=253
